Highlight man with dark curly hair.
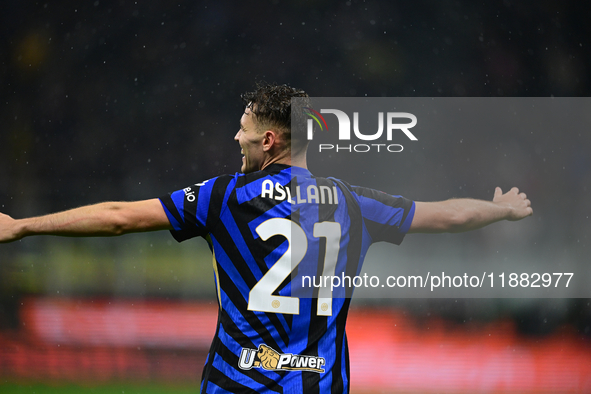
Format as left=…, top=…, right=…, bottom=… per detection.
left=0, top=83, right=532, bottom=393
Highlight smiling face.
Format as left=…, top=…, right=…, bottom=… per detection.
left=234, top=107, right=266, bottom=174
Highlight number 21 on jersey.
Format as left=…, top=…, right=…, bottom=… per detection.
left=247, top=218, right=341, bottom=317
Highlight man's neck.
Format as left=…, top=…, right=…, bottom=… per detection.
left=261, top=152, right=308, bottom=170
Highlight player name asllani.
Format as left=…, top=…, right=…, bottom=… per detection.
left=261, top=180, right=339, bottom=205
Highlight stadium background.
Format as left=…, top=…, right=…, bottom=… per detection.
left=1, top=1, right=590, bottom=393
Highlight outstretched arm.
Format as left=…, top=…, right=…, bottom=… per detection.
left=0, top=199, right=172, bottom=243
left=408, top=187, right=532, bottom=234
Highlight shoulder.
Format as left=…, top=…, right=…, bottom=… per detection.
left=327, top=177, right=386, bottom=203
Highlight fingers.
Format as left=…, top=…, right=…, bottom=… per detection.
left=525, top=197, right=533, bottom=216
left=512, top=187, right=533, bottom=216
left=494, top=186, right=533, bottom=219
left=503, top=186, right=528, bottom=201
left=502, top=186, right=529, bottom=200
left=517, top=190, right=533, bottom=217
left=524, top=196, right=531, bottom=206
left=496, top=187, right=524, bottom=197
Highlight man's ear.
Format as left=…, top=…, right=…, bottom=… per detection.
left=262, top=130, right=277, bottom=152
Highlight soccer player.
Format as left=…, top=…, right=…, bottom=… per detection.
left=0, top=84, right=532, bottom=393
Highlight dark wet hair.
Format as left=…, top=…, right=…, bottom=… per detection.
left=241, top=83, right=310, bottom=150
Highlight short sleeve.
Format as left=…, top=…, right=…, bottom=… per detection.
left=159, top=177, right=221, bottom=242
left=352, top=186, right=415, bottom=245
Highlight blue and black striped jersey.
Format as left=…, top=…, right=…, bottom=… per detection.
left=159, top=163, right=415, bottom=394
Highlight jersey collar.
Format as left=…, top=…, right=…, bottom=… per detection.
left=263, top=163, right=312, bottom=177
